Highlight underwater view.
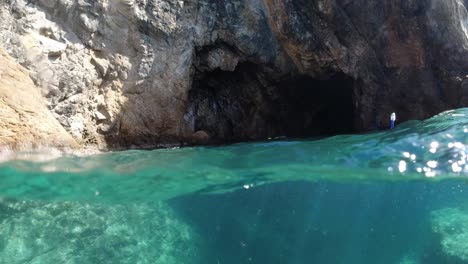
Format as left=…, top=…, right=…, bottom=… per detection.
left=0, top=108, right=467, bottom=264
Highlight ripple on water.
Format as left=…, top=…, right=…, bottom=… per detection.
left=0, top=108, right=466, bottom=202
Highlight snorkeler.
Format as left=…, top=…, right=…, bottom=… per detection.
left=390, top=112, right=396, bottom=129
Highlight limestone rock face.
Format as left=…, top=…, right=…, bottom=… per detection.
left=1, top=0, right=194, bottom=149
left=0, top=48, right=77, bottom=149
left=1, top=0, right=468, bottom=148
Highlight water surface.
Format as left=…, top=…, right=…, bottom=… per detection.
left=0, top=108, right=467, bottom=263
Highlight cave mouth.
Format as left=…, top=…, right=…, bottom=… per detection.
left=188, top=62, right=356, bottom=143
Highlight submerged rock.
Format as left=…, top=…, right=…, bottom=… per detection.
left=1, top=0, right=468, bottom=149
left=431, top=207, right=468, bottom=261
left=0, top=199, right=199, bottom=263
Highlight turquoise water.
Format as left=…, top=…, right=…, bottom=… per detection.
left=0, top=108, right=467, bottom=263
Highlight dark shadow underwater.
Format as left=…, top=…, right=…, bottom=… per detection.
left=169, top=180, right=468, bottom=264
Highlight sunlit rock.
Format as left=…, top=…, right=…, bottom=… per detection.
left=0, top=48, right=77, bottom=149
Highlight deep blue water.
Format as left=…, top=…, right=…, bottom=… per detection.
left=170, top=180, right=468, bottom=264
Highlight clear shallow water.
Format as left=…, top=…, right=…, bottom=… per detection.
left=0, top=108, right=467, bottom=263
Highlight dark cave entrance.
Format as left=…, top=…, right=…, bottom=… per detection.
left=188, top=62, right=356, bottom=142
left=275, top=73, right=356, bottom=137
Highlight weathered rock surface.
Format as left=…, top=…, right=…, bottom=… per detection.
left=0, top=48, right=77, bottom=149
left=1, top=0, right=468, bottom=148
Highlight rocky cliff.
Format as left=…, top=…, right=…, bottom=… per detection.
left=1, top=0, right=467, bottom=149
left=0, top=48, right=77, bottom=149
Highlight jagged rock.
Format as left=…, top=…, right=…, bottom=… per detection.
left=0, top=48, right=77, bottom=149
left=195, top=47, right=240, bottom=72
left=94, top=110, right=107, bottom=121
left=1, top=0, right=468, bottom=149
